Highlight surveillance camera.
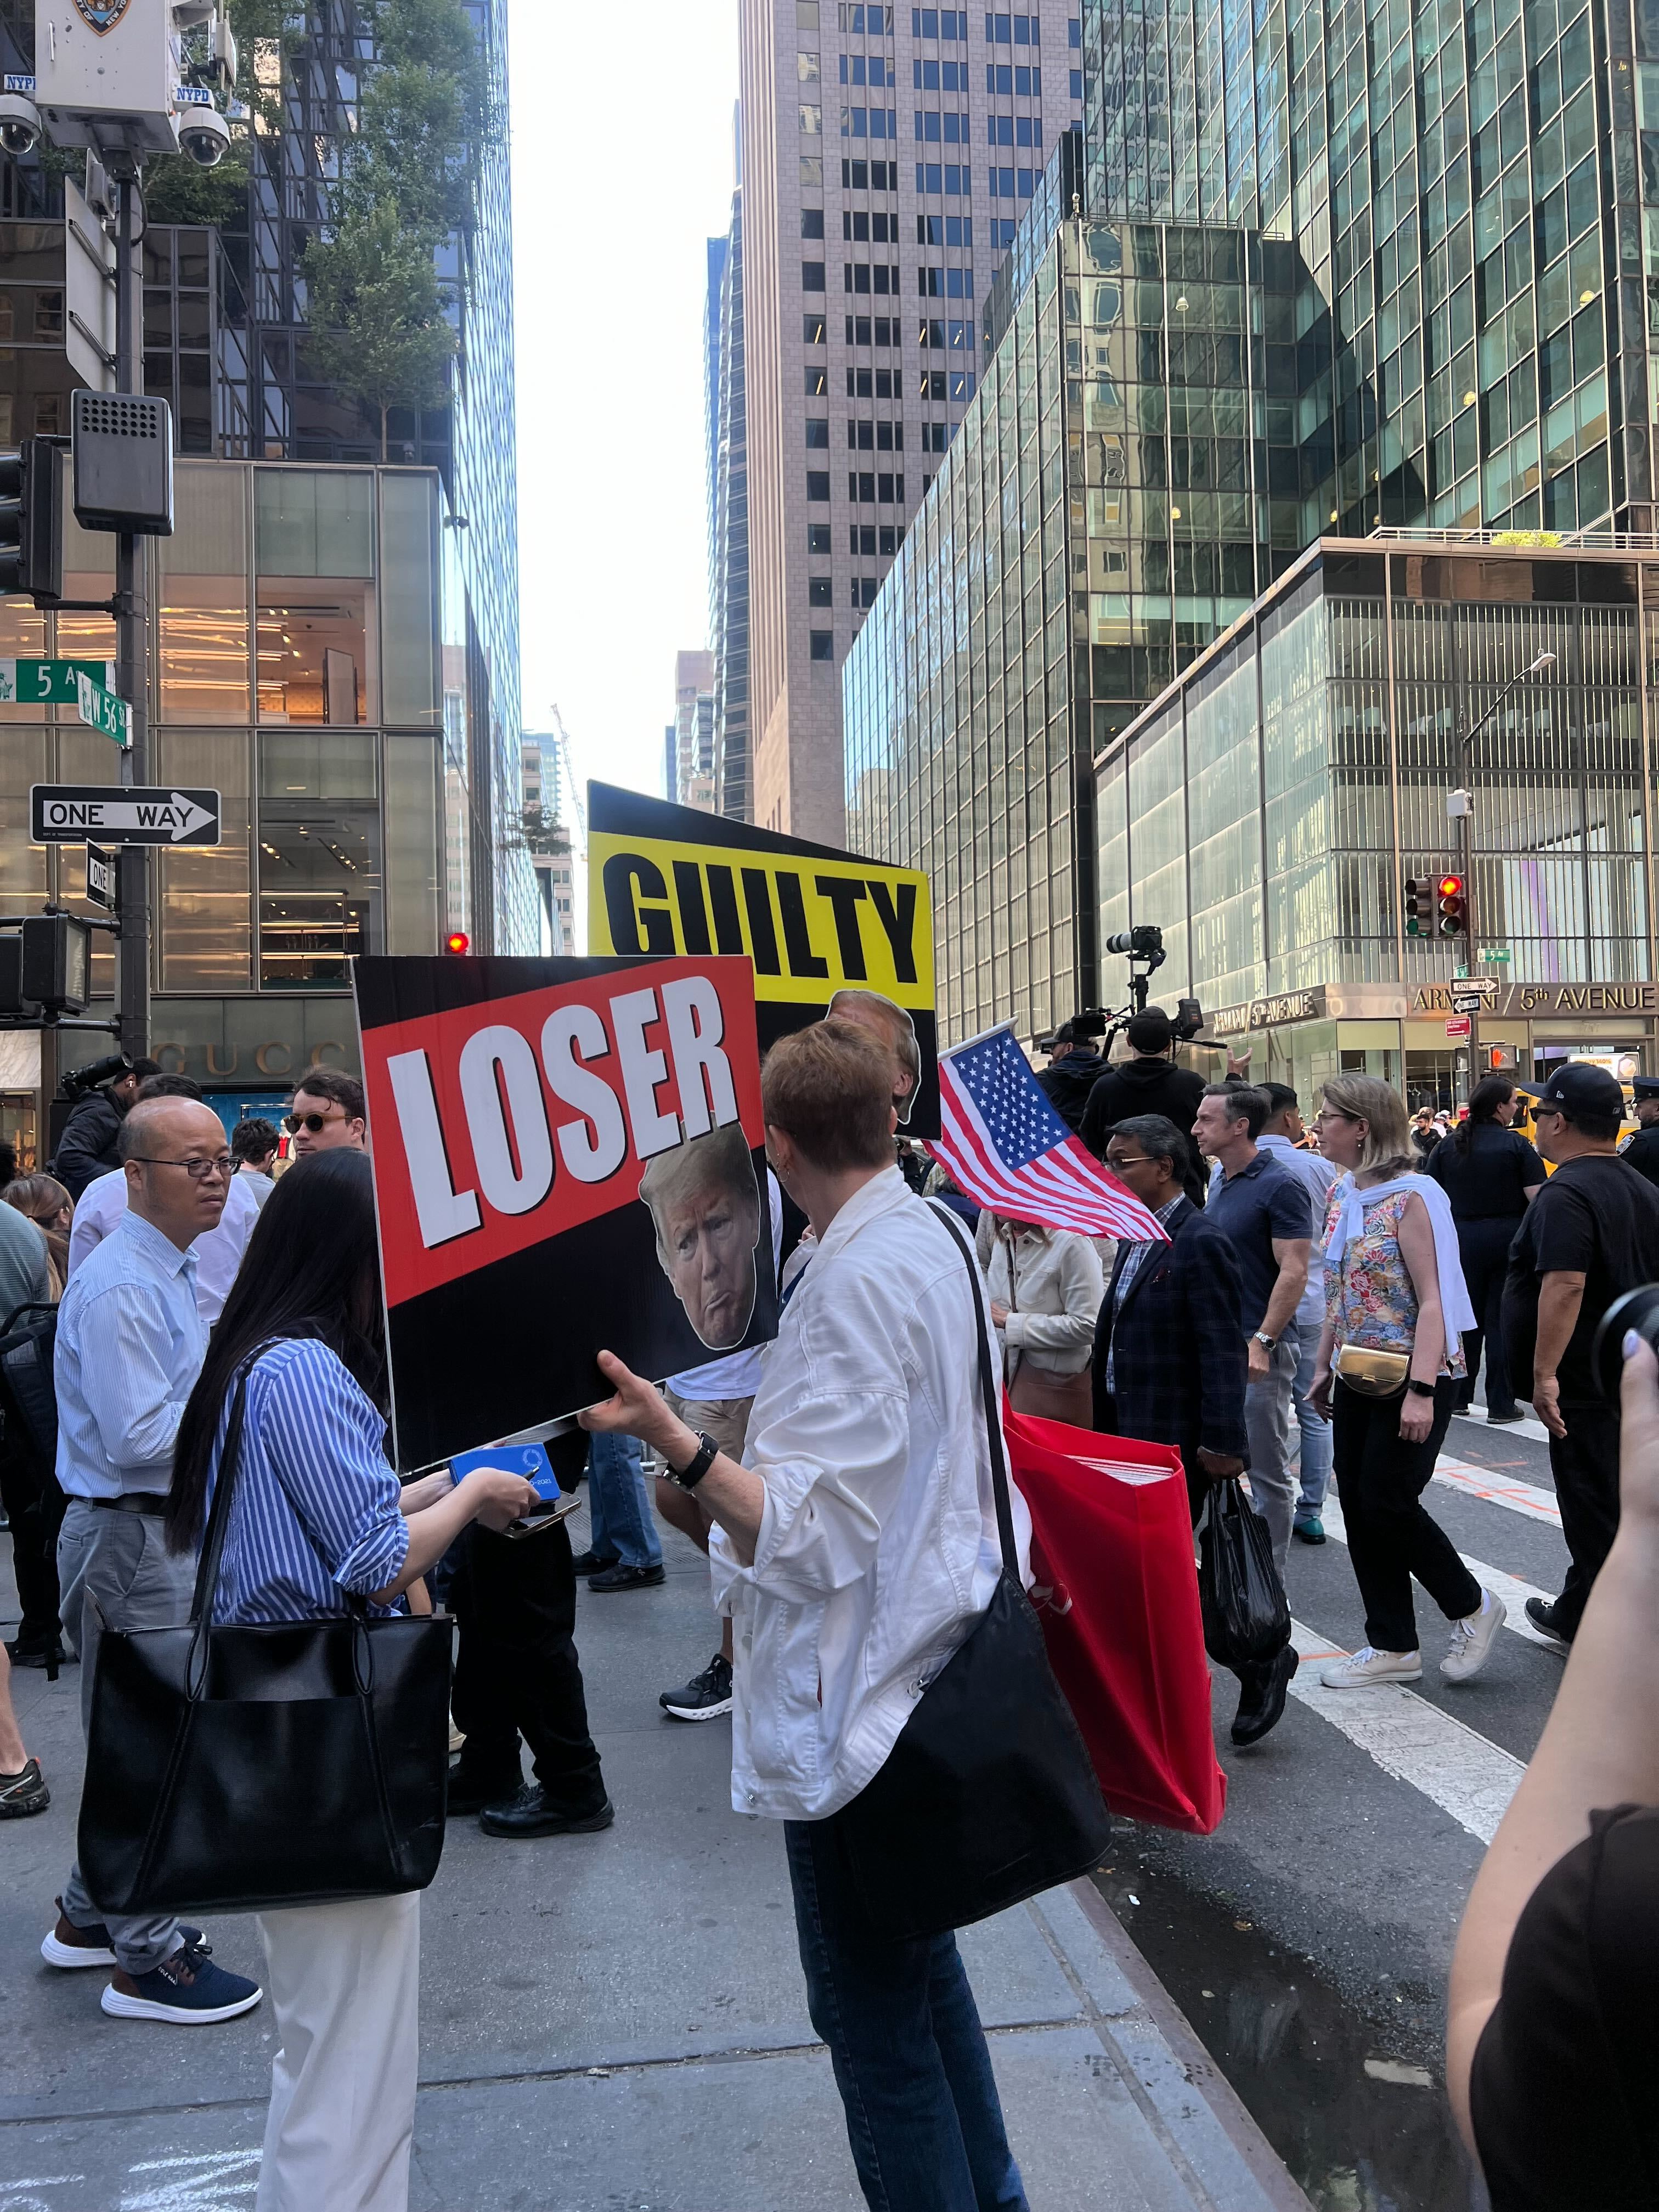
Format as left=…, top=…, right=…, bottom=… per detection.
left=0, top=92, right=42, bottom=159
left=177, top=104, right=231, bottom=167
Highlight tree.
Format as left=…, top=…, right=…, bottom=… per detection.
left=302, top=200, right=458, bottom=461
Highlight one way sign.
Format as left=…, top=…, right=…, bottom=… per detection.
left=30, top=785, right=221, bottom=847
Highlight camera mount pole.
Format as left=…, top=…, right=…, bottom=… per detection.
left=112, top=167, right=150, bottom=1064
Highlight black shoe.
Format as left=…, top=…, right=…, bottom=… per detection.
left=4, top=1638, right=68, bottom=1670
left=1486, top=1408, right=1526, bottom=1425
left=1230, top=1645, right=1299, bottom=1747
left=1524, top=1596, right=1574, bottom=1651
left=478, top=1785, right=616, bottom=1839
left=660, top=1652, right=733, bottom=1722
left=586, top=1560, right=665, bottom=1592
left=570, top=1549, right=618, bottom=1577
left=0, top=1758, right=49, bottom=1819
left=446, top=1764, right=523, bottom=1818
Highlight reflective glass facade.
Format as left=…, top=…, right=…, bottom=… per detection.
left=1083, top=0, right=1643, bottom=535
left=709, top=189, right=754, bottom=820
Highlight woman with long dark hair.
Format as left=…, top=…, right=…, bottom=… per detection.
left=1427, top=1075, right=1545, bottom=1425
left=166, top=1149, right=535, bottom=2212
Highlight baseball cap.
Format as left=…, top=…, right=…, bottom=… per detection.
left=1534, top=1063, right=1626, bottom=1120
left=1125, top=1007, right=1174, bottom=1053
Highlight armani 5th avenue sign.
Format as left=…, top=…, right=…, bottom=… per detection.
left=72, top=0, right=132, bottom=30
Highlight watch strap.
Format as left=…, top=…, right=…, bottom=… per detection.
left=670, top=1430, right=720, bottom=1489
left=1406, top=1378, right=1437, bottom=1398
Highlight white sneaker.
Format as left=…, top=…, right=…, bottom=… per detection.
left=1441, top=1589, right=1505, bottom=1682
left=1319, top=1645, right=1422, bottom=1688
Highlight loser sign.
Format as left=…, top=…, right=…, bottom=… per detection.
left=355, top=954, right=778, bottom=1471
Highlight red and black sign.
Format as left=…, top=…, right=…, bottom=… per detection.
left=354, top=953, right=778, bottom=1471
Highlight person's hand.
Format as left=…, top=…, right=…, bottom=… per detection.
left=989, top=1300, right=1010, bottom=1327
left=1532, top=1372, right=1567, bottom=1439
left=1618, top=1330, right=1659, bottom=1527
left=578, top=1350, right=681, bottom=1456
left=1195, top=1447, right=1243, bottom=1481
left=462, top=1468, right=540, bottom=1531
left=1308, top=1366, right=1333, bottom=1420
left=1246, top=1334, right=1269, bottom=1382
left=1226, top=1046, right=1252, bottom=1079
left=1398, top=1390, right=1435, bottom=1444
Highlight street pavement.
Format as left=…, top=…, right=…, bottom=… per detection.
left=1, top=1488, right=1307, bottom=2212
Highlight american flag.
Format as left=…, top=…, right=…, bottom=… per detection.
left=928, top=1025, right=1170, bottom=1242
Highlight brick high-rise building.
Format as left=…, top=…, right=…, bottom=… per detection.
left=738, top=0, right=1085, bottom=842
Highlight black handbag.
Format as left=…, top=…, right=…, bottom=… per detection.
left=1197, top=1476, right=1291, bottom=1674
left=832, top=1204, right=1111, bottom=1943
left=78, top=1367, right=455, bottom=1919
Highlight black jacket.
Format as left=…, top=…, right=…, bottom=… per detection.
left=1080, top=1057, right=1209, bottom=1203
left=1623, top=1125, right=1659, bottom=1191
left=1091, top=1195, right=1248, bottom=1520
left=1033, top=1050, right=1104, bottom=1132
left=50, top=1091, right=126, bottom=1201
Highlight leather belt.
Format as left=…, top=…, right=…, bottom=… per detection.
left=89, top=1493, right=169, bottom=1517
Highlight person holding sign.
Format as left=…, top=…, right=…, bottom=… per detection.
left=580, top=1019, right=1030, bottom=2212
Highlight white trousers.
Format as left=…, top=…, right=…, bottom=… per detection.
left=254, top=1892, right=421, bottom=2212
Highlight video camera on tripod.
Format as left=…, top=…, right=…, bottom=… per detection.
left=1059, top=926, right=1205, bottom=1062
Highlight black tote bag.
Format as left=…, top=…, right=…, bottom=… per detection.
left=833, top=1205, right=1111, bottom=1943
left=78, top=1367, right=454, bottom=1920
left=1197, top=1476, right=1291, bottom=1675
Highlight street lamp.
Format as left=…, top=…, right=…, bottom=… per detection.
left=1447, top=647, right=1557, bottom=1085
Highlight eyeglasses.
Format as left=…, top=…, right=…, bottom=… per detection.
left=129, top=1154, right=234, bottom=1181
left=284, top=1110, right=343, bottom=1134
left=1107, top=1155, right=1156, bottom=1169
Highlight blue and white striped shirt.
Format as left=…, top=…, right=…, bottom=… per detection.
left=55, top=1209, right=205, bottom=1500
left=204, top=1338, right=410, bottom=1626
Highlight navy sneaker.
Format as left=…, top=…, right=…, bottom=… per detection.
left=100, top=1940, right=262, bottom=2024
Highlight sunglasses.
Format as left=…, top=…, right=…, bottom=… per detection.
left=284, top=1110, right=344, bottom=1134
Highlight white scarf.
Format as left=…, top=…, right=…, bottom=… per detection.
left=1323, top=1170, right=1478, bottom=1339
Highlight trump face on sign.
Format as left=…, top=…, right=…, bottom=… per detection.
left=639, top=1121, right=762, bottom=1351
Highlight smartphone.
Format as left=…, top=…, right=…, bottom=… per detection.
left=450, top=1441, right=575, bottom=1539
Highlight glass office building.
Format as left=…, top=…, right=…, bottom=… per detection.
left=1082, top=0, right=1641, bottom=538
left=844, top=171, right=1316, bottom=1039
left=1098, top=537, right=1659, bottom=1109
left=0, top=460, right=506, bottom=1163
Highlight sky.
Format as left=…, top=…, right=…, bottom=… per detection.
left=510, top=0, right=740, bottom=821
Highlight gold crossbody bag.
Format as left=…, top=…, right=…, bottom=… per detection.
left=1333, top=1343, right=1412, bottom=1398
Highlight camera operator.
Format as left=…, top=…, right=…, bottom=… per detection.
left=1080, top=1009, right=1207, bottom=1202
left=1503, top=1063, right=1659, bottom=1649
left=1033, top=1022, right=1104, bottom=1133
left=50, top=1057, right=160, bottom=1203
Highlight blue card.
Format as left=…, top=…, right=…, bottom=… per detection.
left=449, top=1441, right=562, bottom=1501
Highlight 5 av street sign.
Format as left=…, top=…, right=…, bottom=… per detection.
left=0, top=658, right=116, bottom=706
left=30, top=786, right=221, bottom=847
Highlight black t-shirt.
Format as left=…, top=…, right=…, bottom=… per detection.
left=1502, top=1155, right=1659, bottom=1401
left=1427, top=1124, right=1547, bottom=1222
left=1469, top=1804, right=1659, bottom=2211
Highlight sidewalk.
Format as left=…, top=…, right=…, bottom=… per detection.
left=0, top=1495, right=1306, bottom=2212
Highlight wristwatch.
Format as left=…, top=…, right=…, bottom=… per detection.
left=1252, top=1331, right=1277, bottom=1351
left=1406, top=1379, right=1437, bottom=1398
left=668, top=1430, right=721, bottom=1490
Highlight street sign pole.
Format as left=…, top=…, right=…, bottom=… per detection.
left=113, top=173, right=149, bottom=1064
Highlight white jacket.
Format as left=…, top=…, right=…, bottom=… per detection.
left=985, top=1224, right=1104, bottom=1378
left=709, top=1167, right=1031, bottom=1821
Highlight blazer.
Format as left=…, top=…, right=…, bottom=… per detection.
left=1090, top=1195, right=1249, bottom=1501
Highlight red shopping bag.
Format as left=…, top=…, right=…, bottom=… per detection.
left=1003, top=1402, right=1225, bottom=1837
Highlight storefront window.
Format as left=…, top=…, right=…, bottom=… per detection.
left=255, top=472, right=377, bottom=726
left=257, top=732, right=380, bottom=988
left=161, top=465, right=251, bottom=722
left=379, top=475, right=439, bottom=728
left=159, top=731, right=253, bottom=990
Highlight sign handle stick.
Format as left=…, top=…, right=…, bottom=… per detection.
left=113, top=172, right=150, bottom=1064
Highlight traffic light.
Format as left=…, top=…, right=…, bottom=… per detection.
left=1404, top=876, right=1428, bottom=935
left=1437, top=873, right=1468, bottom=936
left=0, top=439, right=65, bottom=602
left=444, top=930, right=470, bottom=955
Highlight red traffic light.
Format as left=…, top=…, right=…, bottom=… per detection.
left=443, top=931, right=470, bottom=955
left=1436, top=873, right=1468, bottom=936
left=1437, top=874, right=1464, bottom=898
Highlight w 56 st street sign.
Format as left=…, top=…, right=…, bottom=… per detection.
left=30, top=786, right=221, bottom=847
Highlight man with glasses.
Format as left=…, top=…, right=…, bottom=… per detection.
left=41, top=1094, right=264, bottom=2025
left=286, top=1068, right=367, bottom=1156
left=67, top=1075, right=261, bottom=1327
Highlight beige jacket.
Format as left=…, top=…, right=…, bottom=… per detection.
left=985, top=1223, right=1105, bottom=1378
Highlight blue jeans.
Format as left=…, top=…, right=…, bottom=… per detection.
left=584, top=1432, right=663, bottom=1568
left=785, top=1815, right=1028, bottom=2212
left=1292, top=1325, right=1332, bottom=1516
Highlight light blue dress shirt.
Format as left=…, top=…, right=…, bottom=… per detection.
left=54, top=1209, right=206, bottom=1500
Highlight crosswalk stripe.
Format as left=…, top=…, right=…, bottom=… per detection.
left=1285, top=1620, right=1526, bottom=1845
left=1433, top=1454, right=1562, bottom=1527
left=1452, top=1407, right=1551, bottom=1445
left=1317, top=1496, right=1564, bottom=1652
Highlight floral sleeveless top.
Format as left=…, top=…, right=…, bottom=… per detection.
left=1321, top=1180, right=1466, bottom=1378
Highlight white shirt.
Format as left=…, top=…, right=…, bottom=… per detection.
left=709, top=1167, right=1031, bottom=1822
left=667, top=1169, right=786, bottom=1402
left=55, top=1209, right=205, bottom=1499
left=1255, top=1134, right=1339, bottom=1334
left=67, top=1166, right=261, bottom=1326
